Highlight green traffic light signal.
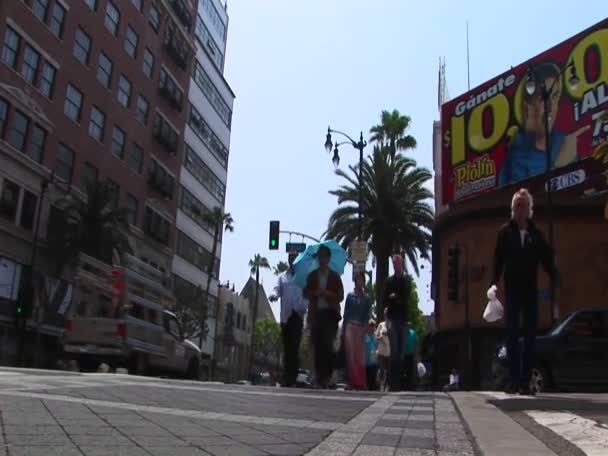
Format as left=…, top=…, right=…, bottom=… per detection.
left=270, top=239, right=277, bottom=248
left=16, top=306, right=22, bottom=314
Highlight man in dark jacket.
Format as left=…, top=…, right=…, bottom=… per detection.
left=383, top=255, right=412, bottom=391
left=491, top=188, right=557, bottom=395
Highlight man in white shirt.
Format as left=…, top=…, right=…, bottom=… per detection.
left=270, top=251, right=308, bottom=387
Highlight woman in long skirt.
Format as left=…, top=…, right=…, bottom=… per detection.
left=343, top=272, right=372, bottom=390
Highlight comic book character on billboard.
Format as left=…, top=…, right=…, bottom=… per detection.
left=499, top=62, right=589, bottom=187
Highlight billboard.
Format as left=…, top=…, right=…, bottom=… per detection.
left=441, top=18, right=608, bottom=205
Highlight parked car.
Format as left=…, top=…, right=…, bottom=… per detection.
left=63, top=289, right=202, bottom=380
left=493, top=307, right=608, bottom=393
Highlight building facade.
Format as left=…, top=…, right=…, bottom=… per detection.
left=171, top=0, right=234, bottom=364
left=0, top=0, right=198, bottom=364
left=214, top=283, right=251, bottom=382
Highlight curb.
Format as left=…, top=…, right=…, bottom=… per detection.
left=449, top=392, right=557, bottom=456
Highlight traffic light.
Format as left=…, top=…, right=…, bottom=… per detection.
left=447, top=246, right=460, bottom=302
left=269, top=221, right=280, bottom=250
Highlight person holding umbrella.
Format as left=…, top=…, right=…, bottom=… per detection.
left=302, top=245, right=345, bottom=389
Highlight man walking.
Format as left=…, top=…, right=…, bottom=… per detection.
left=491, top=188, right=557, bottom=395
left=271, top=251, right=307, bottom=387
left=383, top=255, right=412, bottom=391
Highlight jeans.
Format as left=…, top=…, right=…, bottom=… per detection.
left=387, top=317, right=406, bottom=391
left=281, top=311, right=303, bottom=386
left=506, top=290, right=538, bottom=388
left=311, top=310, right=339, bottom=387
left=403, top=354, right=415, bottom=390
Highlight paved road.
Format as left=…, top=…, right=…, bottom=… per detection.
left=0, top=368, right=475, bottom=456
left=479, top=392, right=608, bottom=456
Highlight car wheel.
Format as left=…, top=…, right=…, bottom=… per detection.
left=187, top=358, right=201, bottom=380
left=530, top=365, right=550, bottom=394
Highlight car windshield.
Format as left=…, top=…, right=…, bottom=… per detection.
left=550, top=314, right=576, bottom=336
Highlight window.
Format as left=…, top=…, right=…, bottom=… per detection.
left=193, top=60, right=232, bottom=128
left=152, top=113, right=178, bottom=152
left=180, top=186, right=214, bottom=235
left=8, top=111, right=29, bottom=152
left=132, top=0, right=143, bottom=11
left=19, top=190, right=37, bottom=231
left=135, top=95, right=149, bottom=124
left=0, top=180, right=20, bottom=222
left=159, top=68, right=183, bottom=110
left=124, top=26, right=138, bottom=58
left=184, top=145, right=226, bottom=202
left=142, top=48, right=154, bottom=78
left=164, top=27, right=189, bottom=70
left=64, top=84, right=83, bottom=122
left=39, top=61, right=56, bottom=98
left=195, top=15, right=223, bottom=70
left=105, top=179, right=119, bottom=208
left=176, top=230, right=220, bottom=277
left=81, top=162, right=98, bottom=189
left=126, top=193, right=138, bottom=225
left=20, top=45, right=40, bottom=83
left=2, top=28, right=20, bottom=69
left=187, top=105, right=229, bottom=168
left=97, top=52, right=113, bottom=88
left=88, top=106, right=105, bottom=141
left=148, top=6, right=160, bottom=32
left=84, top=0, right=97, bottom=11
left=73, top=28, right=91, bottom=65
left=117, top=75, right=131, bottom=107
left=29, top=125, right=46, bottom=163
left=202, top=0, right=225, bottom=40
left=236, top=312, right=241, bottom=329
left=105, top=1, right=120, bottom=36
left=143, top=207, right=170, bottom=245
left=0, top=99, right=7, bottom=137
left=128, top=143, right=143, bottom=174
left=148, top=159, right=175, bottom=198
left=111, top=125, right=126, bottom=158
left=49, top=3, right=66, bottom=38
left=32, top=0, right=50, bottom=22
left=55, top=143, right=74, bottom=183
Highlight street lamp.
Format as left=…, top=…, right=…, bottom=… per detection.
left=324, top=127, right=367, bottom=240
left=524, top=61, right=579, bottom=312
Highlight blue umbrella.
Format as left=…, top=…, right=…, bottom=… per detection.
left=292, top=240, right=348, bottom=288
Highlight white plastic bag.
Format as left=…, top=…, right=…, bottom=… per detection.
left=483, top=285, right=504, bottom=322
left=417, top=362, right=427, bottom=378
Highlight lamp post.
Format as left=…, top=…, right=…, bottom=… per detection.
left=524, top=62, right=579, bottom=313
left=324, top=127, right=367, bottom=240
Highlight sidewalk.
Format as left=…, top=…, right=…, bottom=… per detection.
left=305, top=393, right=476, bottom=455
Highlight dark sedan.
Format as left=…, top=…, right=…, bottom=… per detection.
left=494, top=307, right=608, bottom=393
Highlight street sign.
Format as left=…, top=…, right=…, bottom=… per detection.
left=285, top=242, right=306, bottom=253
left=350, top=240, right=368, bottom=263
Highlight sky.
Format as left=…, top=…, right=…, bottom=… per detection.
left=219, top=0, right=605, bottom=320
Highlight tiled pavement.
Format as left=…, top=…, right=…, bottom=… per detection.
left=0, top=370, right=476, bottom=455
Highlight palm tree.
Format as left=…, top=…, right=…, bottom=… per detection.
left=370, top=109, right=417, bottom=159
left=326, top=146, right=433, bottom=319
left=248, top=254, right=271, bottom=378
left=47, top=179, right=131, bottom=270
left=199, top=206, right=234, bottom=349
left=273, top=261, right=289, bottom=276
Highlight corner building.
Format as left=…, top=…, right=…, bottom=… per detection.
left=0, top=0, right=197, bottom=363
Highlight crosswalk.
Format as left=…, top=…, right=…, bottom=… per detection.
left=480, top=391, right=608, bottom=456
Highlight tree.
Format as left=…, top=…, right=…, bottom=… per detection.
left=370, top=109, right=417, bottom=159
left=199, top=206, right=234, bottom=349
left=326, top=145, right=433, bottom=320
left=273, top=261, right=289, bottom=276
left=248, top=254, right=271, bottom=376
left=253, top=318, right=282, bottom=368
left=174, top=282, right=205, bottom=340
left=408, top=280, right=426, bottom=339
left=47, top=179, right=131, bottom=270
